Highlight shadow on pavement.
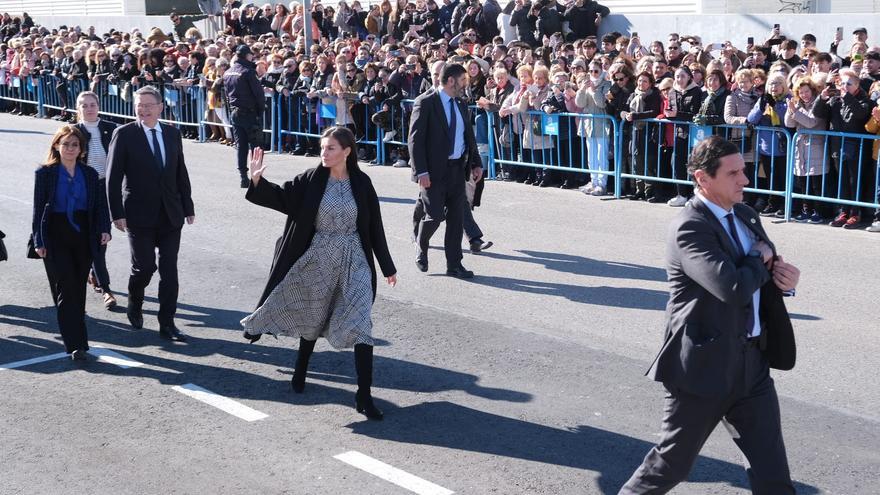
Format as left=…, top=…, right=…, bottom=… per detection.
left=475, top=249, right=667, bottom=282
left=346, top=401, right=819, bottom=495
left=378, top=196, right=417, bottom=205
left=452, top=275, right=669, bottom=311
left=0, top=304, right=531, bottom=405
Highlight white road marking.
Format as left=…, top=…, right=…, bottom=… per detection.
left=333, top=451, right=454, bottom=495
left=0, top=352, right=68, bottom=370
left=171, top=383, right=268, bottom=422
left=90, top=347, right=145, bottom=369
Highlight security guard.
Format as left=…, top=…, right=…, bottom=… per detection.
left=223, top=45, right=265, bottom=188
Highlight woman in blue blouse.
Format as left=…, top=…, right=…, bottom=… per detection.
left=32, top=125, right=112, bottom=361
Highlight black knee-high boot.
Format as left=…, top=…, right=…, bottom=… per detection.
left=354, top=344, right=383, bottom=420
left=291, top=338, right=316, bottom=393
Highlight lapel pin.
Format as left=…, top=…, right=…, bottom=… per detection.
left=750, top=218, right=756, bottom=224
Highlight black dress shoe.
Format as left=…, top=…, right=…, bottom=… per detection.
left=127, top=304, right=143, bottom=329
left=646, top=195, right=665, bottom=204
left=159, top=324, right=188, bottom=342
left=559, top=180, right=577, bottom=189
left=71, top=349, right=88, bottom=362
left=629, top=192, right=646, bottom=201
left=240, top=177, right=249, bottom=188
left=243, top=331, right=261, bottom=343
left=415, top=256, right=428, bottom=272
left=470, top=240, right=493, bottom=253
left=446, top=265, right=474, bottom=279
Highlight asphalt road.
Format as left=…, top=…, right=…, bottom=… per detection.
left=1, top=113, right=878, bottom=495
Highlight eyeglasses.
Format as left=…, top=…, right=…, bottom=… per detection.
left=589, top=69, right=600, bottom=74
left=614, top=76, right=626, bottom=81
left=668, top=46, right=680, bottom=50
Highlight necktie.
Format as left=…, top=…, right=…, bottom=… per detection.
left=725, top=213, right=745, bottom=256
left=726, top=213, right=756, bottom=336
left=151, top=128, right=164, bottom=170
left=448, top=97, right=457, bottom=158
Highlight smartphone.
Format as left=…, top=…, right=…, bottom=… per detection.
left=836, top=26, right=843, bottom=38
left=632, top=32, right=638, bottom=38
left=800, top=59, right=809, bottom=67
left=747, top=36, right=754, bottom=45
left=773, top=23, right=780, bottom=30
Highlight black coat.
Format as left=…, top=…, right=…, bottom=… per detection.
left=246, top=165, right=396, bottom=309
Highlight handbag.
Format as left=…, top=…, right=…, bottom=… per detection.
left=0, top=230, right=7, bottom=262
left=26, top=233, right=40, bottom=259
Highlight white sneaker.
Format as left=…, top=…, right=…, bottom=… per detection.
left=579, top=182, right=594, bottom=193
left=393, top=159, right=408, bottom=168
left=867, top=220, right=880, bottom=233
left=667, top=195, right=688, bottom=207
left=591, top=185, right=606, bottom=196
left=382, top=130, right=396, bottom=143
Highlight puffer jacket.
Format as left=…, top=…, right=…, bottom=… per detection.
left=574, top=77, right=611, bottom=139
left=783, top=97, right=828, bottom=176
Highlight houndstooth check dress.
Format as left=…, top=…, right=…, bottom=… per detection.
left=241, top=176, right=374, bottom=349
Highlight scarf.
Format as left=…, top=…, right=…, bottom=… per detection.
left=630, top=86, right=654, bottom=112
left=764, top=94, right=784, bottom=126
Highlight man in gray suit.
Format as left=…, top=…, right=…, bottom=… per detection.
left=620, top=136, right=801, bottom=494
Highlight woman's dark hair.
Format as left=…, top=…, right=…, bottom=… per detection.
left=45, top=125, right=87, bottom=167
left=687, top=136, right=741, bottom=185
left=321, top=126, right=361, bottom=173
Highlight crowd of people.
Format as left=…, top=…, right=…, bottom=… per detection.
left=1, top=3, right=879, bottom=231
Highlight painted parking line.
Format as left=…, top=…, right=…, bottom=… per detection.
left=334, top=451, right=454, bottom=495
left=90, top=347, right=145, bottom=369
left=0, top=352, right=68, bottom=370
left=171, top=383, right=268, bottom=422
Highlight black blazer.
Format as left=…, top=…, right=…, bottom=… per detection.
left=646, top=198, right=796, bottom=398
left=31, top=163, right=112, bottom=259
left=75, top=120, right=117, bottom=163
left=245, top=165, right=396, bottom=309
left=105, top=122, right=195, bottom=229
left=408, top=90, right=481, bottom=183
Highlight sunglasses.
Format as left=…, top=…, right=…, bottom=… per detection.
left=614, top=76, right=626, bottom=81
left=589, top=69, right=600, bottom=74
left=668, top=46, right=680, bottom=50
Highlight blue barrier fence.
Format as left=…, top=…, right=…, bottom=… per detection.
left=2, top=74, right=878, bottom=221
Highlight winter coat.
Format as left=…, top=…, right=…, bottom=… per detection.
left=574, top=77, right=611, bottom=138
left=783, top=97, right=828, bottom=176
left=747, top=94, right=792, bottom=157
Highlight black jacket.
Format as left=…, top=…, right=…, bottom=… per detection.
left=564, top=0, right=609, bottom=41
left=106, top=122, right=195, bottom=229
left=647, top=198, right=795, bottom=398
left=75, top=120, right=118, bottom=164
left=509, top=3, right=537, bottom=46
left=245, top=166, right=396, bottom=308
left=223, top=57, right=265, bottom=114
left=32, top=163, right=111, bottom=258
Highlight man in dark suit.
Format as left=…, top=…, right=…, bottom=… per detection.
left=620, top=137, right=801, bottom=494
left=408, top=63, right=483, bottom=279
left=106, top=85, right=195, bottom=341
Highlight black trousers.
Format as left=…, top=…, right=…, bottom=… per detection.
left=90, top=243, right=111, bottom=291
left=127, top=211, right=182, bottom=326
left=45, top=212, right=92, bottom=354
left=412, top=195, right=483, bottom=244
left=417, top=159, right=467, bottom=268
left=620, top=343, right=794, bottom=494
left=231, top=108, right=263, bottom=177
left=758, top=153, right=787, bottom=208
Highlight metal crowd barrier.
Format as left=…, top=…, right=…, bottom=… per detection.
left=788, top=129, right=880, bottom=217
left=489, top=110, right=621, bottom=187
left=276, top=93, right=381, bottom=159
left=7, top=74, right=879, bottom=221
left=0, top=75, right=44, bottom=116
